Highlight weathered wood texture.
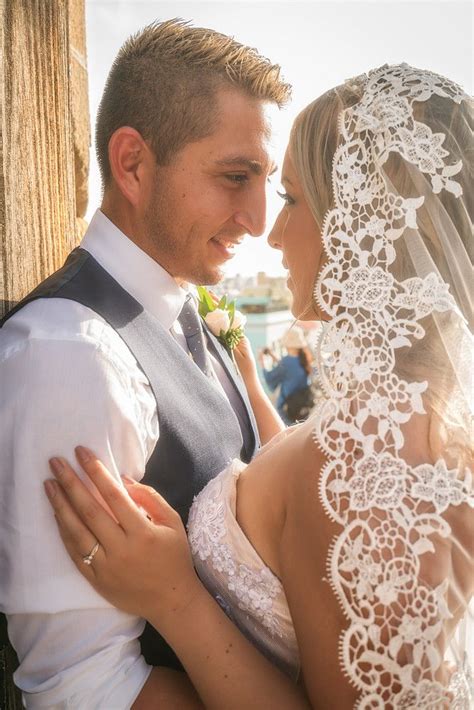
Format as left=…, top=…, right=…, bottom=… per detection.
left=0, top=0, right=90, bottom=317
left=0, top=3, right=90, bottom=706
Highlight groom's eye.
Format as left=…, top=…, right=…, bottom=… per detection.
left=225, top=173, right=248, bottom=185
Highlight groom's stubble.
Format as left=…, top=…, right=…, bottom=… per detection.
left=143, top=167, right=222, bottom=287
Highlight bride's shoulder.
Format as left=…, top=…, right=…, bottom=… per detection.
left=285, top=415, right=327, bottom=483
left=280, top=416, right=335, bottom=540
left=240, top=415, right=328, bottom=530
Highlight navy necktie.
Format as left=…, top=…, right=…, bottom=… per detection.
left=177, top=295, right=213, bottom=377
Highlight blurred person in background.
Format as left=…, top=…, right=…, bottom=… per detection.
left=259, top=326, right=314, bottom=424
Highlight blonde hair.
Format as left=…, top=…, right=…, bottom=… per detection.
left=289, top=77, right=473, bottom=465
left=96, top=18, right=291, bottom=185
left=289, top=82, right=364, bottom=231
left=289, top=81, right=472, bottom=296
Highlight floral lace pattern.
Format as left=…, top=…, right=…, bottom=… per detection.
left=314, top=65, right=473, bottom=708
left=187, top=471, right=284, bottom=638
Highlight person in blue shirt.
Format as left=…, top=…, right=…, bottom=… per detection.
left=259, top=327, right=313, bottom=424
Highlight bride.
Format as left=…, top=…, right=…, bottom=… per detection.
left=44, top=64, right=473, bottom=708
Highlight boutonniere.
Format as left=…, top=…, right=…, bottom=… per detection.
left=197, top=286, right=247, bottom=351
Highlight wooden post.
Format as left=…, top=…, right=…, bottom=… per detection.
left=0, top=0, right=89, bottom=318
left=0, top=2, right=90, bottom=706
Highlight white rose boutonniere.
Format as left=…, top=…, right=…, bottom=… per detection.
left=197, top=286, right=246, bottom=351
left=205, top=309, right=230, bottom=335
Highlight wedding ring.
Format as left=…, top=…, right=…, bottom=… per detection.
left=82, top=541, right=100, bottom=565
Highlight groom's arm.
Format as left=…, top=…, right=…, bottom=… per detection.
left=0, top=300, right=157, bottom=707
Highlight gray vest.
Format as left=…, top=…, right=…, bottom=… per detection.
left=1, top=247, right=259, bottom=670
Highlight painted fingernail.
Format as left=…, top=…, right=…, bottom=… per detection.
left=44, top=479, right=58, bottom=498
left=75, top=446, right=92, bottom=464
left=49, top=457, right=64, bottom=477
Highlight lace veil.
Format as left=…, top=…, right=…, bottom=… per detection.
left=303, top=65, right=473, bottom=708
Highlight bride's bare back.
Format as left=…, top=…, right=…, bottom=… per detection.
left=235, top=414, right=473, bottom=705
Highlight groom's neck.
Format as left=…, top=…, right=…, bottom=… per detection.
left=99, top=198, right=182, bottom=286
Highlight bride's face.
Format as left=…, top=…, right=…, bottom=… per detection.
left=268, top=150, right=325, bottom=320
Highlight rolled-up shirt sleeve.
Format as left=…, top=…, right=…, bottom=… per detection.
left=0, top=300, right=158, bottom=708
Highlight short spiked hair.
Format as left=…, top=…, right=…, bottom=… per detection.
left=96, top=18, right=291, bottom=185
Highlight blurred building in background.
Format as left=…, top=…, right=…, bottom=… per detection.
left=213, top=273, right=322, bottom=394
left=213, top=272, right=293, bottom=354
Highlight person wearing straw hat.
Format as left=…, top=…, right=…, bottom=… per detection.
left=259, top=326, right=313, bottom=424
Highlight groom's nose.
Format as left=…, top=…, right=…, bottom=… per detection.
left=233, top=184, right=267, bottom=237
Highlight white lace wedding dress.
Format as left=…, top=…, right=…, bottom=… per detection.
left=187, top=458, right=300, bottom=681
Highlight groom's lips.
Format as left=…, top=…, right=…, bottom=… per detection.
left=210, top=236, right=242, bottom=261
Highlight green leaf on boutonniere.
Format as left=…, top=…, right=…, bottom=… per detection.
left=197, top=286, right=214, bottom=317
left=219, top=326, right=245, bottom=352
left=197, top=286, right=246, bottom=352
left=228, top=299, right=235, bottom=328
left=197, top=300, right=208, bottom=318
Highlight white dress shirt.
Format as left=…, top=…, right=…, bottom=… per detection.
left=0, top=210, right=242, bottom=708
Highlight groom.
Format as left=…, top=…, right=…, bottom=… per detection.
left=0, top=19, right=290, bottom=709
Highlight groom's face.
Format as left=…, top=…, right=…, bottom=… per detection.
left=143, top=88, right=278, bottom=284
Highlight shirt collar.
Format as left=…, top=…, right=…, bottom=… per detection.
left=80, top=210, right=187, bottom=329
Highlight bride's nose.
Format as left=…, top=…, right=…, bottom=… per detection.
left=267, top=209, right=285, bottom=250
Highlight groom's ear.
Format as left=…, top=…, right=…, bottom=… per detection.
left=107, top=126, right=154, bottom=208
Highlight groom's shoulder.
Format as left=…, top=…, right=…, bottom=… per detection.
left=1, top=296, right=107, bottom=342
left=0, top=296, right=149, bottom=400
left=0, top=297, right=126, bottom=367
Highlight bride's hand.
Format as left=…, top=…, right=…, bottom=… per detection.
left=234, top=336, right=259, bottom=387
left=44, top=447, right=201, bottom=622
